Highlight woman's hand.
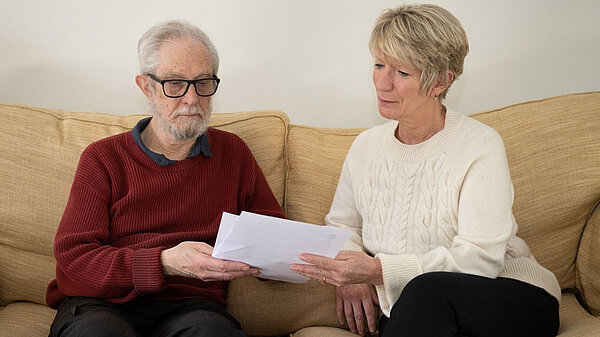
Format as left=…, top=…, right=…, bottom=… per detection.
left=290, top=250, right=383, bottom=286
left=337, top=283, right=380, bottom=336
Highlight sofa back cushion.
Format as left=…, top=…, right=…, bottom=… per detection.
left=285, top=126, right=365, bottom=225
left=227, top=277, right=340, bottom=336
left=0, top=104, right=288, bottom=306
left=471, top=92, right=600, bottom=289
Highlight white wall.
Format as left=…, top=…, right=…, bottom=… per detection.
left=1, top=0, right=598, bottom=128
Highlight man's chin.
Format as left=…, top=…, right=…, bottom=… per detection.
left=149, top=100, right=212, bottom=141
left=169, top=118, right=209, bottom=141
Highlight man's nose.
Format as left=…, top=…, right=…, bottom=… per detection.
left=181, top=84, right=200, bottom=105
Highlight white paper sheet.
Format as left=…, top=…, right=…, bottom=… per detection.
left=212, top=211, right=351, bottom=283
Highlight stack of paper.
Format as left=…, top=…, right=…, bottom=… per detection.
left=212, top=211, right=351, bottom=283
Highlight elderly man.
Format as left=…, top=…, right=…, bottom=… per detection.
left=46, top=20, right=284, bottom=337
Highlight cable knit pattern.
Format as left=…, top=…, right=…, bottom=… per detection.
left=325, top=109, right=561, bottom=316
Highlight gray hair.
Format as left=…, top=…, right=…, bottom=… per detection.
left=137, top=20, right=219, bottom=75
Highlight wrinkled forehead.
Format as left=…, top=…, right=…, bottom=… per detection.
left=156, top=39, right=213, bottom=77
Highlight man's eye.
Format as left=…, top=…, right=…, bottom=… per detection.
left=167, top=81, right=186, bottom=88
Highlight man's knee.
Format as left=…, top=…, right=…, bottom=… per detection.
left=54, top=307, right=141, bottom=337
left=152, top=309, right=246, bottom=337
left=50, top=297, right=140, bottom=337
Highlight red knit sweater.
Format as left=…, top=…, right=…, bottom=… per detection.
left=46, top=127, right=285, bottom=309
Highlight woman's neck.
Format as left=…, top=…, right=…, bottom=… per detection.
left=395, top=105, right=447, bottom=145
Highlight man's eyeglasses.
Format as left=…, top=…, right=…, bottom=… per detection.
left=146, top=73, right=220, bottom=98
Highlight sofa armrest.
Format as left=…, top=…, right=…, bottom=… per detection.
left=576, top=198, right=600, bottom=316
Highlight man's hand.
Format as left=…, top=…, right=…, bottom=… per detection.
left=337, top=283, right=380, bottom=336
left=160, top=241, right=259, bottom=281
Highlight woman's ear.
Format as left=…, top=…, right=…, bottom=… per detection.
left=432, top=70, right=454, bottom=97
left=135, top=74, right=153, bottom=98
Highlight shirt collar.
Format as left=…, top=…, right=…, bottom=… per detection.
left=131, top=117, right=212, bottom=166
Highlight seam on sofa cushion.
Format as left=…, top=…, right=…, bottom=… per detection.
left=469, top=91, right=600, bottom=118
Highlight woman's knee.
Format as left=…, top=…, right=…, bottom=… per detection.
left=394, top=272, right=454, bottom=309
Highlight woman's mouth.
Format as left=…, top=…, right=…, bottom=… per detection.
left=378, top=97, right=396, bottom=105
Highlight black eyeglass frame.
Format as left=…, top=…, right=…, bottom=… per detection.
left=146, top=73, right=221, bottom=98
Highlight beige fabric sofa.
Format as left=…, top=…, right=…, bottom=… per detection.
left=1, top=92, right=599, bottom=336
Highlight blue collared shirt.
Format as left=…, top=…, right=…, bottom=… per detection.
left=131, top=117, right=212, bottom=166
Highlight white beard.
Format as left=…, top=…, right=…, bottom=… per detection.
left=149, top=101, right=212, bottom=141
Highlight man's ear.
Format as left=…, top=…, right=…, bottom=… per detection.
left=135, top=74, right=153, bottom=98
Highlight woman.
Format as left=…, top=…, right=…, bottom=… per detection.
left=291, top=4, right=560, bottom=337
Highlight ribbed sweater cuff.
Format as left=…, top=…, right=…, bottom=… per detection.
left=133, top=247, right=165, bottom=296
left=374, top=253, right=422, bottom=317
left=500, top=257, right=562, bottom=304
left=341, top=240, right=365, bottom=252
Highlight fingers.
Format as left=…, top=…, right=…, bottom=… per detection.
left=336, top=289, right=346, bottom=326
left=290, top=263, right=334, bottom=284
left=337, top=284, right=379, bottom=335
left=298, top=253, right=338, bottom=268
left=162, top=241, right=259, bottom=281
left=371, top=286, right=380, bottom=307
left=362, top=293, right=377, bottom=333
left=205, top=256, right=252, bottom=273
left=343, top=297, right=359, bottom=334
left=295, top=251, right=379, bottom=286
left=200, top=257, right=259, bottom=280
left=199, top=268, right=259, bottom=282
left=291, top=255, right=347, bottom=286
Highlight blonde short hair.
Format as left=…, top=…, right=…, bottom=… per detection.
left=369, top=4, right=469, bottom=101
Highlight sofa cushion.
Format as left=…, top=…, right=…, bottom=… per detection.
left=470, top=92, right=600, bottom=290
left=0, top=104, right=288, bottom=306
left=576, top=199, right=600, bottom=316
left=285, top=125, right=365, bottom=225
left=227, top=277, right=340, bottom=336
left=292, top=326, right=359, bottom=337
left=558, top=293, right=600, bottom=336
left=0, top=302, right=55, bottom=337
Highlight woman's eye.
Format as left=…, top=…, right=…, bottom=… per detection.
left=374, top=64, right=384, bottom=69
left=398, top=70, right=410, bottom=77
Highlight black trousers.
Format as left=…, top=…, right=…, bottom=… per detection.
left=49, top=296, right=246, bottom=337
left=379, top=272, right=559, bottom=337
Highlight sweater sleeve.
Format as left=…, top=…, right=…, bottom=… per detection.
left=52, top=145, right=165, bottom=305
left=374, top=129, right=515, bottom=316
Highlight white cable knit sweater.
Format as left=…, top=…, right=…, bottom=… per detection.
left=325, top=109, right=561, bottom=317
